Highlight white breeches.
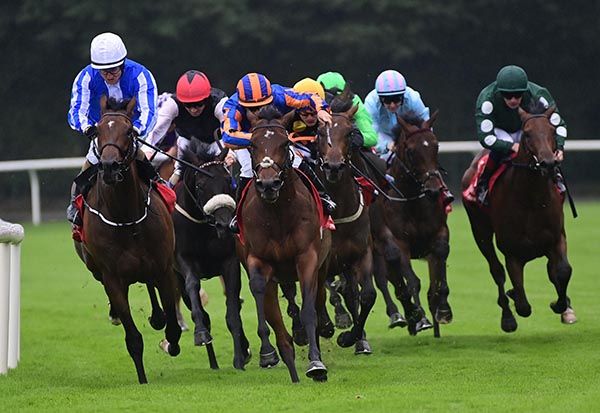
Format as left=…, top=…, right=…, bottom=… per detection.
left=495, top=128, right=523, bottom=144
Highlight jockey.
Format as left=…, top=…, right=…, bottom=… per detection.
left=316, top=71, right=377, bottom=149
left=289, top=78, right=337, bottom=211
left=67, top=32, right=158, bottom=226
left=221, top=73, right=332, bottom=232
left=364, top=69, right=453, bottom=206
left=143, top=70, right=229, bottom=187
left=474, top=65, right=567, bottom=205
left=363, top=69, right=430, bottom=156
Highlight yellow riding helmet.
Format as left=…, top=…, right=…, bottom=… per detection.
left=293, top=78, right=325, bottom=100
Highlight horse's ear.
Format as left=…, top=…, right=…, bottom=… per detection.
left=281, top=109, right=296, bottom=129
left=100, top=95, right=108, bottom=114
left=395, top=113, right=409, bottom=131
left=517, top=107, right=529, bottom=121
left=126, top=97, right=137, bottom=117
left=544, top=105, right=556, bottom=118
left=424, top=110, right=439, bottom=129
left=346, top=104, right=359, bottom=119
left=340, top=84, right=352, bottom=100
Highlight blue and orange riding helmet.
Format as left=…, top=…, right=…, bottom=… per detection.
left=236, top=73, right=273, bottom=107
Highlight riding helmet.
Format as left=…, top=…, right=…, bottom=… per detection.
left=375, top=70, right=407, bottom=96
left=176, top=70, right=212, bottom=103
left=236, top=73, right=273, bottom=107
left=496, top=65, right=529, bottom=92
left=90, top=32, right=127, bottom=70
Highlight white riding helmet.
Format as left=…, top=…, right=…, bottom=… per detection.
left=90, top=32, right=127, bottom=69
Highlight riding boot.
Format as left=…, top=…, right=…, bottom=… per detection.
left=475, top=156, right=499, bottom=206
left=554, top=170, right=567, bottom=194
left=229, top=176, right=252, bottom=234
left=66, top=182, right=83, bottom=227
left=441, top=188, right=455, bottom=206
left=298, top=161, right=336, bottom=215
left=136, top=149, right=162, bottom=184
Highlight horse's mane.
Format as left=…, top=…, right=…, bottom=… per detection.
left=182, top=138, right=216, bottom=165
left=256, top=105, right=282, bottom=121
left=106, top=98, right=131, bottom=112
left=330, top=92, right=354, bottom=113
left=392, top=111, right=424, bottom=139
left=526, top=99, right=548, bottom=115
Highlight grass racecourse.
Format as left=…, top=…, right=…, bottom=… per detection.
left=1, top=203, right=599, bottom=412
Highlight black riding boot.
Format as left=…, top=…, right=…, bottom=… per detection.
left=66, top=182, right=82, bottom=227
left=229, top=176, right=252, bottom=234
left=475, top=154, right=501, bottom=206
left=298, top=161, right=336, bottom=215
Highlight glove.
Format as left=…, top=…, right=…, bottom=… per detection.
left=349, top=128, right=364, bottom=148
left=84, top=125, right=97, bottom=140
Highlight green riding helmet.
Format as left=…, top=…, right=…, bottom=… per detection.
left=317, top=71, right=347, bottom=95
left=496, top=65, right=528, bottom=92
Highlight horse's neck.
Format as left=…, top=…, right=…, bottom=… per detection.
left=181, top=174, right=204, bottom=215
left=505, top=166, right=555, bottom=205
left=326, top=163, right=360, bottom=215
left=391, top=160, right=422, bottom=196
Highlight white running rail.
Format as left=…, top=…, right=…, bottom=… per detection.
left=0, top=219, right=24, bottom=375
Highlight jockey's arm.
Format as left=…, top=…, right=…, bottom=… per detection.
left=143, top=96, right=178, bottom=157
left=132, top=70, right=158, bottom=137
left=221, top=105, right=252, bottom=148
left=67, top=68, right=94, bottom=135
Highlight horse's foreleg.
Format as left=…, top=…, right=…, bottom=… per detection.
left=297, top=249, right=327, bottom=382
left=372, top=250, right=405, bottom=328
left=264, top=280, right=298, bottom=383
left=103, top=278, right=147, bottom=384
left=427, top=232, right=452, bottom=338
left=222, top=258, right=251, bottom=369
left=155, top=269, right=183, bottom=360
left=465, top=206, right=516, bottom=332
left=505, top=256, right=531, bottom=318
left=547, top=233, right=573, bottom=318
left=247, top=257, right=279, bottom=368
left=178, top=257, right=213, bottom=349
left=146, top=282, right=166, bottom=330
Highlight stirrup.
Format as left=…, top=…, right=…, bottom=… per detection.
left=229, top=215, right=240, bottom=234
left=66, top=203, right=82, bottom=226
left=320, top=195, right=337, bottom=215
left=476, top=187, right=489, bottom=206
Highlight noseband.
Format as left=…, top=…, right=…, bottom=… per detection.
left=513, top=114, right=557, bottom=172
left=180, top=161, right=231, bottom=225
left=395, top=129, right=446, bottom=194
left=250, top=124, right=291, bottom=179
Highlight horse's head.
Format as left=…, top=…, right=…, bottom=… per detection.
left=96, top=96, right=137, bottom=185
left=318, top=89, right=359, bottom=183
left=248, top=106, right=295, bottom=203
left=517, top=104, right=557, bottom=174
left=181, top=139, right=235, bottom=238
left=393, top=110, right=447, bottom=200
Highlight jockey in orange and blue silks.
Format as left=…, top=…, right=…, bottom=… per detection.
left=221, top=73, right=331, bottom=183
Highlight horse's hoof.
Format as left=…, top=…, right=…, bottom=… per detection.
left=148, top=313, right=166, bottom=330
left=243, top=348, right=252, bottom=366
left=501, top=317, right=518, bottom=333
left=435, top=307, right=453, bottom=324
left=388, top=312, right=408, bottom=328
left=335, top=312, right=353, bottom=330
left=515, top=304, right=532, bottom=318
left=259, top=350, right=280, bottom=368
left=550, top=300, right=567, bottom=314
left=306, top=360, right=328, bottom=382
left=354, top=339, right=372, bottom=355
left=561, top=307, right=577, bottom=324
left=159, top=338, right=180, bottom=356
left=293, top=328, right=308, bottom=346
left=336, top=331, right=357, bottom=348
left=194, top=330, right=213, bottom=346
left=318, top=319, right=335, bottom=339
left=109, top=315, right=121, bottom=326
left=415, top=317, right=433, bottom=333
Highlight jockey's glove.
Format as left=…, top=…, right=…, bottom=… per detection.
left=84, top=125, right=97, bottom=140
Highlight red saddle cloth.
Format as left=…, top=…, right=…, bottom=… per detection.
left=236, top=172, right=335, bottom=246
left=462, top=153, right=511, bottom=207
left=71, top=182, right=176, bottom=243
left=354, top=176, right=376, bottom=206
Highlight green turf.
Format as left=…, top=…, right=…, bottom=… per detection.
left=0, top=203, right=598, bottom=412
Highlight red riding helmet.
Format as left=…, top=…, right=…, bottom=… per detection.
left=176, top=70, right=211, bottom=103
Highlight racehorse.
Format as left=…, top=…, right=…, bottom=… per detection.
left=237, top=106, right=331, bottom=383
left=172, top=138, right=251, bottom=370
left=377, top=111, right=453, bottom=337
left=316, top=96, right=376, bottom=354
left=74, top=97, right=181, bottom=383
left=461, top=104, right=575, bottom=332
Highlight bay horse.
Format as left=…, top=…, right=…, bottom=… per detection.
left=316, top=98, right=376, bottom=354
left=172, top=138, right=251, bottom=370
left=377, top=111, right=453, bottom=337
left=74, top=97, right=181, bottom=383
left=237, top=106, right=331, bottom=383
left=461, top=104, right=575, bottom=332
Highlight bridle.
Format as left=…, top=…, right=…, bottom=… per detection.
left=250, top=123, right=292, bottom=180
left=93, top=112, right=137, bottom=179
left=512, top=114, right=557, bottom=173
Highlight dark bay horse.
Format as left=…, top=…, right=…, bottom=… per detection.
left=462, top=105, right=575, bottom=332
left=377, top=111, right=453, bottom=337
left=74, top=97, right=181, bottom=383
left=316, top=100, right=376, bottom=354
left=237, top=106, right=331, bottom=383
left=172, top=139, right=250, bottom=370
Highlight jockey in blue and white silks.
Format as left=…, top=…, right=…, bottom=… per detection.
left=364, top=70, right=430, bottom=155
left=68, top=33, right=157, bottom=165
